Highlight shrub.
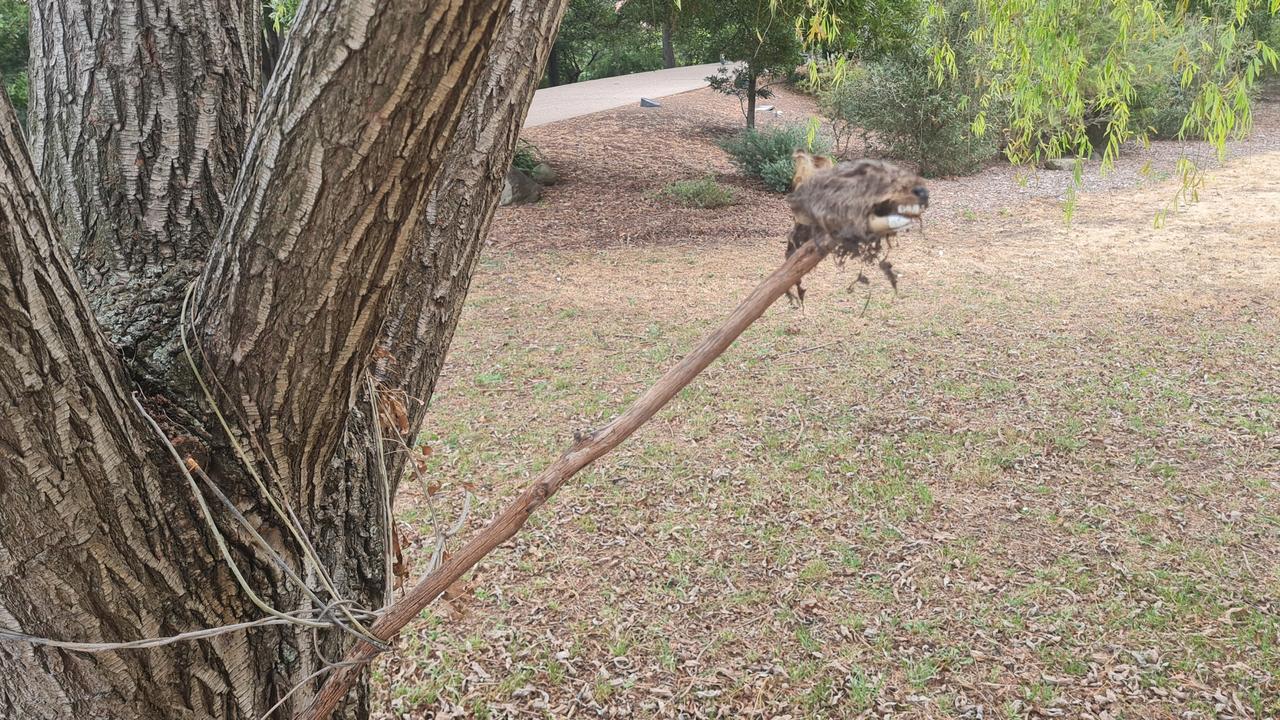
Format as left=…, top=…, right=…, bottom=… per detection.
left=1132, top=76, right=1197, bottom=139
left=718, top=126, right=831, bottom=192
left=1127, top=23, right=1249, bottom=141
left=659, top=176, right=735, bottom=208
left=3, top=70, right=26, bottom=119
left=794, top=56, right=850, bottom=95
left=511, top=139, right=542, bottom=174
left=821, top=49, right=998, bottom=177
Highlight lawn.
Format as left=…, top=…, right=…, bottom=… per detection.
left=372, top=94, right=1280, bottom=719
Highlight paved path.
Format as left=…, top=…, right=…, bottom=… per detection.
left=524, top=63, right=723, bottom=127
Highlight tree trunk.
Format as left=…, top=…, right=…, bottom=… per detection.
left=0, top=78, right=275, bottom=720
left=315, top=0, right=570, bottom=711
left=374, top=0, right=569, bottom=431
left=746, top=68, right=758, bottom=129
left=26, top=0, right=263, bottom=383
left=548, top=45, right=562, bottom=86
left=1, top=0, right=567, bottom=717
left=662, top=18, right=677, bottom=69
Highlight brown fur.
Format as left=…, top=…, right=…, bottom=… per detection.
left=791, top=149, right=835, bottom=189
left=784, top=152, right=928, bottom=305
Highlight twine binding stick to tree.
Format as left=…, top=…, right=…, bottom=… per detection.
left=298, top=239, right=830, bottom=719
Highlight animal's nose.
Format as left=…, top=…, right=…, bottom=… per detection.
left=912, top=186, right=929, bottom=205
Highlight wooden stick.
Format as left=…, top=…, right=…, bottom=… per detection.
left=297, top=240, right=829, bottom=720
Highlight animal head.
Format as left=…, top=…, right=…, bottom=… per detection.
left=788, top=151, right=928, bottom=254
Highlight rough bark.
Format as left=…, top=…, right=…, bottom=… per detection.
left=3, top=0, right=564, bottom=716
left=194, top=0, right=511, bottom=509
left=375, top=0, right=570, bottom=444
left=0, top=83, right=273, bottom=720
left=26, top=0, right=262, bottom=379
left=190, top=1, right=513, bottom=712
left=746, top=69, right=758, bottom=129
left=313, top=1, right=569, bottom=708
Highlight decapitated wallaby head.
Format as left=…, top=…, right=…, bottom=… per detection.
left=788, top=151, right=928, bottom=255
left=783, top=152, right=930, bottom=304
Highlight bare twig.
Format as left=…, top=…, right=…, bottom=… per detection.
left=297, top=240, right=829, bottom=720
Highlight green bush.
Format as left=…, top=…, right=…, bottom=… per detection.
left=659, top=176, right=735, bottom=208
left=1132, top=76, right=1197, bottom=139
left=3, top=70, right=26, bottom=118
left=1, top=0, right=28, bottom=117
left=511, top=140, right=542, bottom=174
left=794, top=56, right=850, bottom=95
left=821, top=49, right=998, bottom=178
left=1126, top=23, right=1255, bottom=141
left=718, top=126, right=831, bottom=192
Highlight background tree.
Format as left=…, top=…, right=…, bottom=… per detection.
left=548, top=0, right=697, bottom=86
left=693, top=0, right=913, bottom=128
left=0, top=1, right=568, bottom=719
left=617, top=0, right=683, bottom=67
left=698, top=0, right=806, bottom=128
left=0, top=0, right=25, bottom=118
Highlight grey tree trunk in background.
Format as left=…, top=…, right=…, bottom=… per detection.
left=0, top=0, right=568, bottom=717
left=662, top=19, right=677, bottom=68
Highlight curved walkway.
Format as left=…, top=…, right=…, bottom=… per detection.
left=523, top=63, right=724, bottom=127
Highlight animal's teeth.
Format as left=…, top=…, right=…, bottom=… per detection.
left=896, top=204, right=920, bottom=214
left=869, top=214, right=912, bottom=233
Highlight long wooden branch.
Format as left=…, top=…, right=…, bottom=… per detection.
left=298, top=240, right=830, bottom=720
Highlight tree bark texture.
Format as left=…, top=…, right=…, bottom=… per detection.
left=0, top=83, right=274, bottom=720
left=26, top=0, right=262, bottom=380
left=374, top=0, right=571, bottom=449
left=314, top=0, right=570, bottom=707
left=194, top=0, right=510, bottom=508
left=1, top=0, right=567, bottom=716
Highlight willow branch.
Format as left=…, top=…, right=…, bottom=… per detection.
left=297, top=239, right=830, bottom=720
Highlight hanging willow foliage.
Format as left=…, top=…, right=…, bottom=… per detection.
left=787, top=0, right=1277, bottom=219
left=924, top=0, right=1279, bottom=219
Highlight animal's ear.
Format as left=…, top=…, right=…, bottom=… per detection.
left=791, top=150, right=833, bottom=190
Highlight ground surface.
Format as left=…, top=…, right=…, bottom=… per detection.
left=524, top=63, right=723, bottom=127
left=372, top=86, right=1280, bottom=719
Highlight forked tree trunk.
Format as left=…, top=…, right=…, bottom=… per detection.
left=0, top=0, right=566, bottom=717
left=0, top=79, right=277, bottom=720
